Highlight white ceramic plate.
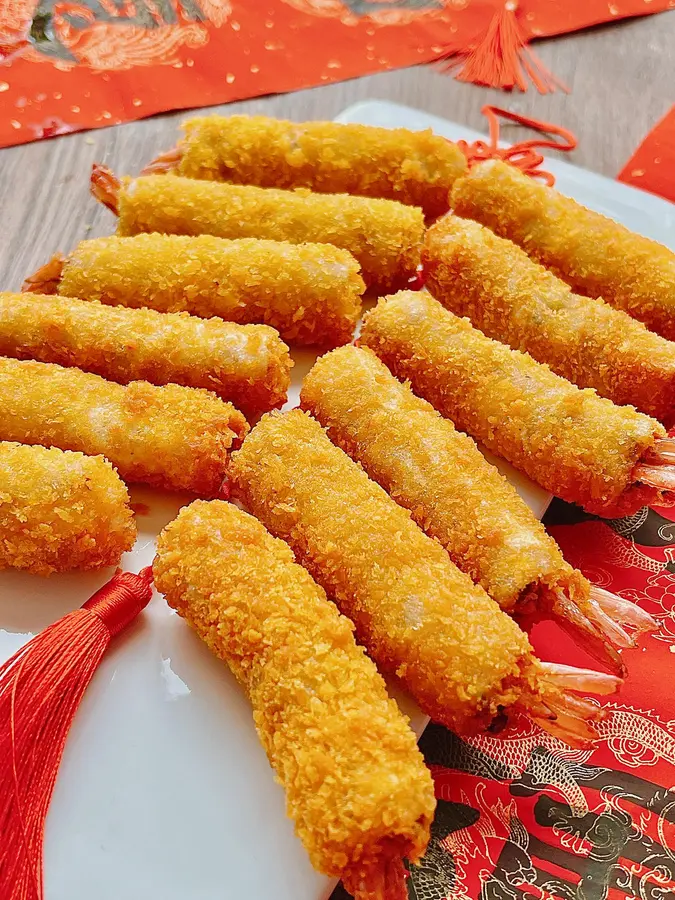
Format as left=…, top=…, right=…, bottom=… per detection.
left=2, top=100, right=671, bottom=900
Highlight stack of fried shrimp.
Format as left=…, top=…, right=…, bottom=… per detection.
left=153, top=500, right=436, bottom=900
left=146, top=114, right=467, bottom=217
left=90, top=165, right=424, bottom=292
left=2, top=291, right=291, bottom=418
left=451, top=159, right=675, bottom=341
left=0, top=357, right=248, bottom=496
left=360, top=290, right=670, bottom=518
left=300, top=345, right=656, bottom=674
left=423, top=215, right=675, bottom=425
left=0, top=441, right=136, bottom=575
left=25, top=234, right=365, bottom=349
left=230, top=409, right=620, bottom=745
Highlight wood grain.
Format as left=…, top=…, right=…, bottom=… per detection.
left=0, top=12, right=672, bottom=292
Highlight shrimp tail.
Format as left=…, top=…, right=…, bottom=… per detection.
left=90, top=163, right=121, bottom=215
left=520, top=661, right=621, bottom=749
left=634, top=461, right=675, bottom=492
left=141, top=146, right=183, bottom=176
left=551, top=589, right=626, bottom=677
left=343, top=857, right=408, bottom=900
left=588, top=585, right=657, bottom=638
left=21, top=254, right=65, bottom=294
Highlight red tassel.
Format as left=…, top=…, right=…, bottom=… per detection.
left=0, top=567, right=154, bottom=900
left=436, top=1, right=567, bottom=94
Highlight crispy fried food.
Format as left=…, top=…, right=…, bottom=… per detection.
left=451, top=159, right=675, bottom=340
left=92, top=166, right=423, bottom=292
left=360, top=290, right=666, bottom=518
left=0, top=441, right=136, bottom=575
left=230, top=409, right=620, bottom=744
left=153, top=499, right=435, bottom=900
left=0, top=357, right=247, bottom=496
left=301, top=345, right=655, bottom=676
left=1, top=291, right=291, bottom=418
left=150, top=114, right=466, bottom=218
left=423, top=215, right=675, bottom=425
left=42, top=233, right=365, bottom=349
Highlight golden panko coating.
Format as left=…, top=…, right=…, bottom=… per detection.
left=300, top=344, right=587, bottom=614
left=116, top=175, right=424, bottom=292
left=423, top=215, right=675, bottom=424
left=229, top=409, right=545, bottom=734
left=174, top=114, right=467, bottom=217
left=153, top=500, right=435, bottom=896
left=0, top=357, right=248, bottom=496
left=0, top=441, right=136, bottom=575
left=451, top=159, right=675, bottom=341
left=360, top=291, right=665, bottom=518
left=0, top=291, right=291, bottom=418
left=58, top=234, right=364, bottom=349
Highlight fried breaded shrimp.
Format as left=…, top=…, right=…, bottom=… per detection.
left=300, top=345, right=656, bottom=676
left=230, top=409, right=620, bottom=745
left=90, top=165, right=423, bottom=292
left=25, top=234, right=364, bottom=349
left=0, top=441, right=136, bottom=576
left=145, top=114, right=467, bottom=218
left=0, top=357, right=247, bottom=496
left=1, top=291, right=290, bottom=418
left=360, top=291, right=670, bottom=518
left=153, top=499, right=435, bottom=900
left=451, top=159, right=675, bottom=340
left=423, top=215, right=675, bottom=425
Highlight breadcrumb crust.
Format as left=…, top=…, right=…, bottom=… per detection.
left=153, top=500, right=435, bottom=887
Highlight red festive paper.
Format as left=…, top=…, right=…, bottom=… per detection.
left=0, top=0, right=673, bottom=148
left=619, top=105, right=675, bottom=204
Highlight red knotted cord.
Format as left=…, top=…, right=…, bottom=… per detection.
left=457, top=105, right=578, bottom=186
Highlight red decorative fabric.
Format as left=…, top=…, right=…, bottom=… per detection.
left=0, top=0, right=673, bottom=148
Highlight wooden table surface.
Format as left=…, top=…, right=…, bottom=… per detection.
left=0, top=11, right=673, bottom=291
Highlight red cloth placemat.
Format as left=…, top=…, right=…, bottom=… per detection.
left=1, top=0, right=674, bottom=148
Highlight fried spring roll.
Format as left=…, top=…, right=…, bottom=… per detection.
left=422, top=216, right=675, bottom=424
left=0, top=442, right=136, bottom=575
left=360, top=291, right=667, bottom=518
left=153, top=500, right=435, bottom=900
left=91, top=166, right=424, bottom=292
left=0, top=357, right=247, bottom=496
left=301, top=345, right=656, bottom=676
left=27, top=234, right=364, bottom=349
left=451, top=159, right=675, bottom=340
left=0, top=292, right=290, bottom=418
left=230, top=409, right=620, bottom=745
left=149, top=114, right=467, bottom=218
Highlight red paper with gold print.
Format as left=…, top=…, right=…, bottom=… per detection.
left=0, top=0, right=674, bottom=148
left=378, top=501, right=675, bottom=900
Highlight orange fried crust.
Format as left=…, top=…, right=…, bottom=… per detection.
left=0, top=292, right=290, bottom=419
left=230, top=409, right=544, bottom=733
left=59, top=233, right=364, bottom=349
left=153, top=500, right=435, bottom=889
left=116, top=175, right=423, bottom=292
left=300, top=344, right=588, bottom=614
left=360, top=291, right=665, bottom=518
left=176, top=114, right=467, bottom=218
left=423, top=215, right=675, bottom=425
left=0, top=357, right=247, bottom=496
left=451, top=159, right=675, bottom=341
left=0, top=441, right=136, bottom=575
